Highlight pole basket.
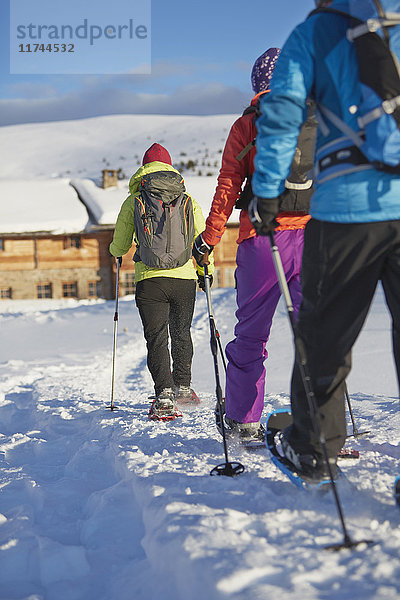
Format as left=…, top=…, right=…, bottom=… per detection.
left=325, top=537, right=376, bottom=552
left=210, top=462, right=245, bottom=477
left=346, top=429, right=370, bottom=439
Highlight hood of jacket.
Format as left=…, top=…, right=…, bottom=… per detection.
left=129, top=161, right=181, bottom=196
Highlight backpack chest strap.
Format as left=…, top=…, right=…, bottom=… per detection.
left=358, top=94, right=400, bottom=127
left=316, top=138, right=400, bottom=183
left=347, top=16, right=400, bottom=41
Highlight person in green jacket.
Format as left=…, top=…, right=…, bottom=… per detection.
left=109, top=143, right=214, bottom=419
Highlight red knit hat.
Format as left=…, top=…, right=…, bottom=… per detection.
left=142, top=143, right=172, bottom=165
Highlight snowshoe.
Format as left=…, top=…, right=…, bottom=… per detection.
left=175, top=386, right=200, bottom=405
left=266, top=409, right=340, bottom=490
left=337, top=448, right=360, bottom=459
left=148, top=388, right=182, bottom=422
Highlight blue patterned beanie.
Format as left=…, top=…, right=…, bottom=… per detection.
left=251, top=48, right=281, bottom=94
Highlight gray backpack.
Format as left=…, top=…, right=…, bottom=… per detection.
left=133, top=170, right=195, bottom=269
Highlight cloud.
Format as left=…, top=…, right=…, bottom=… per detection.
left=0, top=82, right=249, bottom=126
left=6, top=82, right=60, bottom=99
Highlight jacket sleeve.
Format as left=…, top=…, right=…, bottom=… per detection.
left=192, top=197, right=214, bottom=275
left=252, top=26, right=314, bottom=199
left=109, top=195, right=135, bottom=257
left=202, top=115, right=254, bottom=247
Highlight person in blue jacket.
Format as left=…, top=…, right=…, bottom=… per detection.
left=249, top=0, right=400, bottom=482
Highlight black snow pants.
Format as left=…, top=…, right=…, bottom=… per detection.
left=135, top=277, right=196, bottom=396
left=288, top=219, right=400, bottom=460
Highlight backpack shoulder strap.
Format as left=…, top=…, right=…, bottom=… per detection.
left=236, top=140, right=256, bottom=162
left=236, top=92, right=271, bottom=162
left=182, top=192, right=193, bottom=213
left=309, top=5, right=400, bottom=38
left=242, top=104, right=257, bottom=117
left=308, top=7, right=353, bottom=21
left=236, top=101, right=260, bottom=162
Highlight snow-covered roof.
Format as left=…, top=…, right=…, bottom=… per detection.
left=184, top=176, right=240, bottom=225
left=0, top=179, right=89, bottom=234
left=70, top=178, right=128, bottom=226
left=72, top=175, right=240, bottom=227
left=0, top=174, right=239, bottom=236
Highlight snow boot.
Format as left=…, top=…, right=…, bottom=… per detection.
left=175, top=385, right=200, bottom=404
left=224, top=416, right=265, bottom=444
left=215, top=400, right=264, bottom=447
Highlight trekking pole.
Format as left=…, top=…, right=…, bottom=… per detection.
left=344, top=383, right=370, bottom=438
left=107, top=257, right=122, bottom=412
left=209, top=300, right=229, bottom=432
left=216, top=329, right=227, bottom=372
left=203, top=264, right=245, bottom=477
left=268, top=231, right=373, bottom=550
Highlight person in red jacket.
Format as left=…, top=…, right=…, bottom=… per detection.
left=193, top=48, right=311, bottom=443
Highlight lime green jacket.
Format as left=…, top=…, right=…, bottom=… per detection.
left=109, top=161, right=214, bottom=283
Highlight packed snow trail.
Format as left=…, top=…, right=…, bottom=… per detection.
left=0, top=289, right=400, bottom=600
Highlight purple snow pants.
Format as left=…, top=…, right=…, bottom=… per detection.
left=225, top=230, right=304, bottom=423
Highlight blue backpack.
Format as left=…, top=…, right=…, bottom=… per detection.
left=313, top=0, right=400, bottom=179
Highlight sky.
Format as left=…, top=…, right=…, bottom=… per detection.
left=0, top=0, right=315, bottom=126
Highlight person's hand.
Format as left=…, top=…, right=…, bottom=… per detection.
left=193, top=234, right=214, bottom=266
left=117, top=257, right=122, bottom=266
left=197, top=273, right=213, bottom=291
left=248, top=196, right=280, bottom=235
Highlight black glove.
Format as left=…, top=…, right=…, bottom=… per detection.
left=197, top=273, right=213, bottom=291
left=248, top=196, right=280, bottom=236
left=117, top=257, right=123, bottom=266
left=193, top=234, right=214, bottom=266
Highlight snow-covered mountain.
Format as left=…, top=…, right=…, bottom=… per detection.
left=0, top=113, right=237, bottom=180
left=0, top=287, right=399, bottom=599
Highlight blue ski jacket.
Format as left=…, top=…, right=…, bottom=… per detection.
left=252, top=0, right=400, bottom=223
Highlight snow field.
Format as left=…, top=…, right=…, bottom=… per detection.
left=0, top=288, right=399, bottom=599
left=0, top=114, right=234, bottom=180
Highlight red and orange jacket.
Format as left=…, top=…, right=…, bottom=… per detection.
left=202, top=93, right=310, bottom=248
